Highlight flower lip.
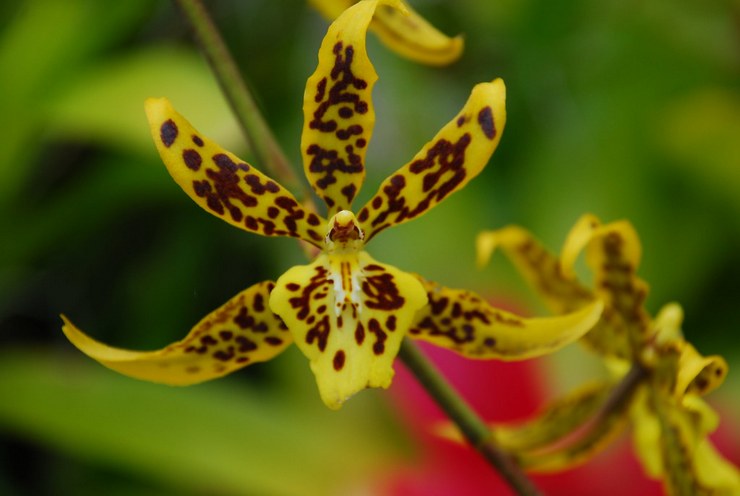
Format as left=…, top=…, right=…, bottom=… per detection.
left=326, top=210, right=364, bottom=246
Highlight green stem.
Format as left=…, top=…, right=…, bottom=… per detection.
left=398, top=340, right=542, bottom=496
left=172, top=0, right=304, bottom=193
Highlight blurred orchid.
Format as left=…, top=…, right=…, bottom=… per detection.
left=470, top=215, right=740, bottom=493
left=309, top=0, right=463, bottom=65
left=61, top=0, right=602, bottom=410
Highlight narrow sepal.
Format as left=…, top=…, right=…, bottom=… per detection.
left=61, top=281, right=291, bottom=385
left=359, top=79, right=506, bottom=242
left=476, top=221, right=633, bottom=360
left=407, top=277, right=603, bottom=360
left=146, top=97, right=326, bottom=246
left=438, top=380, right=631, bottom=472
left=269, top=251, right=427, bottom=409
left=309, top=0, right=464, bottom=65
left=504, top=382, right=631, bottom=472
left=302, top=0, right=400, bottom=212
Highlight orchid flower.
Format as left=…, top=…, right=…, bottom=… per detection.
left=61, top=0, right=602, bottom=410
left=470, top=215, right=739, bottom=493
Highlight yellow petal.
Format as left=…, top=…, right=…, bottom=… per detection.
left=652, top=303, right=729, bottom=399
left=270, top=251, right=427, bottom=409
left=302, top=0, right=400, bottom=213
left=583, top=221, right=649, bottom=333
left=582, top=220, right=650, bottom=358
left=146, top=97, right=326, bottom=246
left=559, top=213, right=602, bottom=279
left=492, top=381, right=614, bottom=453
left=693, top=438, right=740, bottom=494
left=476, top=225, right=593, bottom=314
left=677, top=342, right=728, bottom=398
left=437, top=380, right=630, bottom=472
left=408, top=277, right=603, bottom=359
left=631, top=387, right=664, bottom=478
left=358, top=79, right=506, bottom=242
left=309, top=0, right=464, bottom=65
left=61, top=281, right=291, bottom=385
left=633, top=388, right=740, bottom=495
left=370, top=2, right=463, bottom=65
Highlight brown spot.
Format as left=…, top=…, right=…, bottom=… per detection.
left=368, top=318, right=387, bottom=355
left=245, top=216, right=258, bottom=230
left=192, top=135, right=204, bottom=147
left=267, top=206, right=279, bottom=219
left=286, top=283, right=300, bottom=291
left=333, top=350, right=346, bottom=371
left=183, top=149, right=202, bottom=171
left=355, top=322, right=365, bottom=345
left=386, top=315, right=397, bottom=331
left=341, top=183, right=357, bottom=204
left=185, top=365, right=201, bottom=373
left=265, top=337, right=283, bottom=346
left=307, top=213, right=321, bottom=226
left=213, top=349, right=235, bottom=361
left=235, top=336, right=257, bottom=352
left=362, top=271, right=405, bottom=311
left=456, top=115, right=466, bottom=127
left=253, top=293, right=265, bottom=312
left=477, top=106, right=496, bottom=139
left=234, top=307, right=255, bottom=329
left=219, top=330, right=233, bottom=341
left=160, top=119, right=178, bottom=147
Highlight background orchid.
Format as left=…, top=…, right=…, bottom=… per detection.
left=472, top=216, right=740, bottom=493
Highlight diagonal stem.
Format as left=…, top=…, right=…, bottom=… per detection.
left=398, top=339, right=542, bottom=496
left=172, top=0, right=304, bottom=194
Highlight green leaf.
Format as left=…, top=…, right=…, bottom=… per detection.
left=0, top=348, right=403, bottom=496
left=46, top=46, right=244, bottom=156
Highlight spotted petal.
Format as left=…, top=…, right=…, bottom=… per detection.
left=358, top=79, right=506, bottom=242
left=582, top=221, right=651, bottom=354
left=632, top=389, right=740, bottom=495
left=146, top=97, right=326, bottom=246
left=61, top=281, right=291, bottom=385
left=302, top=0, right=400, bottom=213
left=651, top=303, right=729, bottom=398
left=269, top=251, right=427, bottom=409
left=309, top=0, right=464, bottom=65
left=476, top=221, right=633, bottom=360
left=407, top=277, right=603, bottom=359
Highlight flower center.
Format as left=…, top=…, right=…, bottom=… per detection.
left=326, top=210, right=364, bottom=253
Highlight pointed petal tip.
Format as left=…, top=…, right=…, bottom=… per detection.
left=475, top=231, right=498, bottom=268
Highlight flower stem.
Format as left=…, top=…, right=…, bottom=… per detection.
left=172, top=0, right=304, bottom=193
left=398, top=339, right=542, bottom=496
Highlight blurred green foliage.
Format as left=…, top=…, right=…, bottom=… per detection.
left=1, top=0, right=738, bottom=494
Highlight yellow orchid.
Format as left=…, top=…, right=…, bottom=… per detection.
left=309, top=0, right=463, bottom=65
left=472, top=215, right=739, bottom=494
left=61, top=0, right=602, bottom=410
